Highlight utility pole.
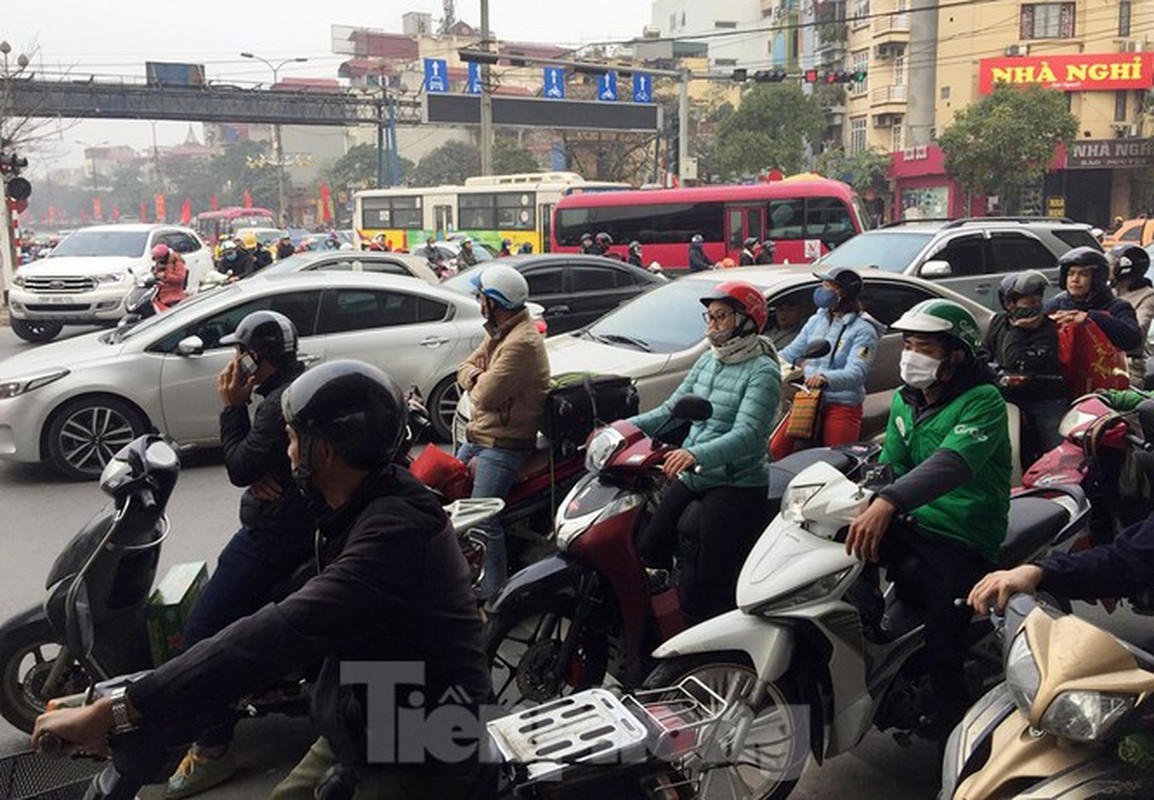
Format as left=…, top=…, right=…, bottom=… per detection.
left=0, top=40, right=29, bottom=304
left=678, top=69, right=690, bottom=185
left=479, top=0, right=493, bottom=176
left=241, top=52, right=307, bottom=226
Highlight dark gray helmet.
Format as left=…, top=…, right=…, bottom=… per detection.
left=219, top=310, right=298, bottom=364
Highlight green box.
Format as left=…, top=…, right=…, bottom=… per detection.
left=146, top=562, right=208, bottom=666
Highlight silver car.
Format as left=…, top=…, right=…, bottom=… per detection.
left=260, top=250, right=442, bottom=284
left=0, top=271, right=483, bottom=479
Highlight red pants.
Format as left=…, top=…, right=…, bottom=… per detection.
left=770, top=401, right=864, bottom=461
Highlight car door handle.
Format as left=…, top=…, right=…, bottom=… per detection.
left=299, top=352, right=322, bottom=365
left=548, top=305, right=570, bottom=315
left=974, top=283, right=991, bottom=294
left=421, top=336, right=450, bottom=347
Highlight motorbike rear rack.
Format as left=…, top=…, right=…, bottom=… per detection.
left=0, top=750, right=100, bottom=800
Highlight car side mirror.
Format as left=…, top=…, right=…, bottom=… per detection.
left=176, top=335, right=205, bottom=356
left=921, top=260, right=952, bottom=278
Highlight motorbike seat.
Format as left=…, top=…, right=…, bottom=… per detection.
left=998, top=497, right=1070, bottom=569
left=769, top=448, right=854, bottom=497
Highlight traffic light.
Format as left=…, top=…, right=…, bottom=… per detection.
left=0, top=152, right=31, bottom=201
left=731, top=68, right=748, bottom=82
left=752, top=69, right=788, bottom=82
left=803, top=70, right=863, bottom=84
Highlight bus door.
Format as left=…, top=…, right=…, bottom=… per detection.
left=434, top=204, right=454, bottom=237
left=725, top=205, right=766, bottom=260
left=539, top=203, right=554, bottom=252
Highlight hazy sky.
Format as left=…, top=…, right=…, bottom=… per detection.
left=2, top=1, right=653, bottom=173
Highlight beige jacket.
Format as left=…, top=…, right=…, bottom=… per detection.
left=457, top=309, right=550, bottom=449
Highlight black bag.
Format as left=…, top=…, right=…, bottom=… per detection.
left=543, top=373, right=639, bottom=458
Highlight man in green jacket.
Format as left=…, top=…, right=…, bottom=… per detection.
left=846, top=299, right=1011, bottom=740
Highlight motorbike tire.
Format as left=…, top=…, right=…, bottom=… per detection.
left=10, top=318, right=63, bottom=343
left=0, top=619, right=88, bottom=734
left=484, top=603, right=610, bottom=712
left=644, top=653, right=809, bottom=800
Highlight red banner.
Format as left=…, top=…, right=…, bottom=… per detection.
left=180, top=197, right=192, bottom=224
left=140, top=202, right=148, bottom=223
left=320, top=183, right=333, bottom=224
left=92, top=196, right=102, bottom=220
left=112, top=206, right=121, bottom=222
left=979, top=52, right=1154, bottom=94
left=243, top=189, right=252, bottom=209
left=210, top=194, right=218, bottom=211
left=155, top=193, right=166, bottom=221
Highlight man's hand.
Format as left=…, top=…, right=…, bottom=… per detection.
left=249, top=475, right=283, bottom=501
left=845, top=496, right=896, bottom=562
left=1049, top=310, right=1088, bottom=327
left=805, top=374, right=828, bottom=390
left=967, top=564, right=1044, bottom=616
left=217, top=360, right=255, bottom=408
left=32, top=700, right=114, bottom=758
left=662, top=449, right=697, bottom=478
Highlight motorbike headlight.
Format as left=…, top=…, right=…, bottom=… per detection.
left=1057, top=406, right=1097, bottom=439
left=754, top=567, right=853, bottom=615
left=781, top=483, right=823, bottom=524
left=1039, top=691, right=1137, bottom=743
left=1005, top=631, right=1041, bottom=714
left=585, top=426, right=626, bottom=474
left=0, top=369, right=70, bottom=399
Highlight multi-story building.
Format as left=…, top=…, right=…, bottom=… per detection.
left=650, top=0, right=798, bottom=70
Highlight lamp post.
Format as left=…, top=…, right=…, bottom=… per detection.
left=0, top=40, right=30, bottom=304
left=479, top=0, right=493, bottom=175
left=240, top=52, right=307, bottom=226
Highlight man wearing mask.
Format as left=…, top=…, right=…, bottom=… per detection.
left=275, top=234, right=296, bottom=260
left=845, top=299, right=1011, bottom=743
left=216, top=239, right=256, bottom=279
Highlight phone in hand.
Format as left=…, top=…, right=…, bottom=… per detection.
left=237, top=353, right=258, bottom=379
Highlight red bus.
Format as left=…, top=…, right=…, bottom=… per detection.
left=194, top=207, right=277, bottom=246
left=551, top=175, right=873, bottom=269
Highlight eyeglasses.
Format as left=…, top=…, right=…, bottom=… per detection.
left=702, top=310, right=735, bottom=325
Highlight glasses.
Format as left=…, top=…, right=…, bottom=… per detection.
left=702, top=310, right=735, bottom=325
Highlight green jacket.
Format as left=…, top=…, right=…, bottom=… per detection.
left=880, top=382, right=1011, bottom=563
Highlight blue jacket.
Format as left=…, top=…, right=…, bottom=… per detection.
left=630, top=345, right=781, bottom=490
left=1043, top=291, right=1142, bottom=352
left=778, top=309, right=882, bottom=406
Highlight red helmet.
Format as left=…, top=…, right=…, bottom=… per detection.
left=151, top=243, right=171, bottom=262
left=699, top=280, right=768, bottom=333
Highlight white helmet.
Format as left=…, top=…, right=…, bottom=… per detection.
left=470, top=264, right=528, bottom=310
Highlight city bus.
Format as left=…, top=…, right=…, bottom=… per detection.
left=194, top=207, right=277, bottom=247
left=551, top=174, right=874, bottom=269
left=353, top=172, right=630, bottom=254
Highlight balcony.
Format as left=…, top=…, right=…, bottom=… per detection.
left=870, top=84, right=908, bottom=108
left=873, top=12, right=911, bottom=43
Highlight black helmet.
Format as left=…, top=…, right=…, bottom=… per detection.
left=595, top=232, right=613, bottom=244
left=997, top=270, right=1049, bottom=308
left=743, top=236, right=758, bottom=248
left=281, top=360, right=407, bottom=471
left=1110, top=244, right=1152, bottom=284
left=629, top=240, right=642, bottom=251
left=220, top=310, right=298, bottom=365
left=812, top=265, right=864, bottom=301
left=1058, top=246, right=1110, bottom=294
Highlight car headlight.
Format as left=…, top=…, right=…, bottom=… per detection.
left=781, top=483, right=823, bottom=524
left=0, top=369, right=70, bottom=399
left=1039, top=691, right=1137, bottom=743
left=1005, top=631, right=1041, bottom=714
left=93, top=272, right=128, bottom=285
left=12, top=272, right=24, bottom=287
left=585, top=426, right=626, bottom=474
left=754, top=567, right=853, bottom=615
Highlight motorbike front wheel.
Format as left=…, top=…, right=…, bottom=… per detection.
left=645, top=654, right=810, bottom=800
left=0, top=620, right=89, bottom=734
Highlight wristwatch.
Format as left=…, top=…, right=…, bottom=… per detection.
left=108, top=687, right=136, bottom=735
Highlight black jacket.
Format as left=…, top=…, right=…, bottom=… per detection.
left=276, top=242, right=296, bottom=260
left=1043, top=290, right=1143, bottom=352
left=981, top=314, right=1065, bottom=401
left=1040, top=514, right=1154, bottom=601
left=218, top=249, right=257, bottom=279
left=688, top=244, right=712, bottom=272
left=128, top=465, right=489, bottom=769
left=219, top=361, right=312, bottom=536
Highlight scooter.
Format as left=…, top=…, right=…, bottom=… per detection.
left=940, top=594, right=1154, bottom=800
left=116, top=276, right=164, bottom=328
left=632, top=459, right=1090, bottom=800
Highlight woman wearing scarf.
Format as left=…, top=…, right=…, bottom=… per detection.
left=628, top=280, right=782, bottom=625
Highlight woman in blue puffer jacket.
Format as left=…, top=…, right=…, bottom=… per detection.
left=629, top=280, right=782, bottom=624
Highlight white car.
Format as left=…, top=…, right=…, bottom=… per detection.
left=8, top=224, right=214, bottom=343
left=0, top=271, right=484, bottom=479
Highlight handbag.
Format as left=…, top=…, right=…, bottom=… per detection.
left=1057, top=318, right=1129, bottom=400
left=786, top=388, right=823, bottom=440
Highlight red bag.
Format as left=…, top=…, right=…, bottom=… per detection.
left=1057, top=318, right=1129, bottom=400
left=409, top=445, right=473, bottom=500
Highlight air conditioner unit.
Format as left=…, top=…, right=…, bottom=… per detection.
left=642, top=25, right=661, bottom=39
left=875, top=113, right=896, bottom=128
left=1130, top=123, right=1141, bottom=137
left=874, top=43, right=895, bottom=59
left=1005, top=43, right=1029, bottom=57
left=1121, top=40, right=1143, bottom=53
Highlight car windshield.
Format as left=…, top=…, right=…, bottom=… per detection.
left=583, top=279, right=716, bottom=353
left=107, top=284, right=241, bottom=342
left=817, top=231, right=935, bottom=273
left=50, top=230, right=150, bottom=258
left=441, top=271, right=478, bottom=297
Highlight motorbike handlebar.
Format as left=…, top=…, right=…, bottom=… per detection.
left=37, top=732, right=64, bottom=757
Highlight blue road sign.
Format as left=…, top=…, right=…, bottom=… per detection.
left=467, top=62, right=482, bottom=94
left=424, top=58, right=448, bottom=93
left=633, top=73, right=653, bottom=103
left=598, top=71, right=618, bottom=102
left=543, top=67, right=565, bottom=99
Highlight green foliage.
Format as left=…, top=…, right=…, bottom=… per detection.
left=939, top=84, right=1077, bottom=201
left=411, top=140, right=482, bottom=186
left=815, top=147, right=890, bottom=197
left=493, top=137, right=539, bottom=175
left=714, top=83, right=826, bottom=178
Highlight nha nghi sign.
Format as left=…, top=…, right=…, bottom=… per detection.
left=978, top=52, right=1154, bottom=94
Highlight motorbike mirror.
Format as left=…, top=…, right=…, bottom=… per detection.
left=175, top=336, right=204, bottom=357
left=1137, top=399, right=1154, bottom=441
left=803, top=340, right=832, bottom=360
left=671, top=395, right=713, bottom=422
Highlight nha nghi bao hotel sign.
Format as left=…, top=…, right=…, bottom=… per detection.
left=979, top=52, right=1154, bottom=94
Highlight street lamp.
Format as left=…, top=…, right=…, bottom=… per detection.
left=240, top=52, right=308, bottom=226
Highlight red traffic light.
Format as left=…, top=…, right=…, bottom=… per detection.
left=6, top=176, right=32, bottom=201
left=804, top=69, right=819, bottom=83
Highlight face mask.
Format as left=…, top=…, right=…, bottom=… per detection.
left=813, top=287, right=838, bottom=309
left=226, top=252, right=237, bottom=261
left=1008, top=306, right=1042, bottom=321
left=900, top=349, right=942, bottom=390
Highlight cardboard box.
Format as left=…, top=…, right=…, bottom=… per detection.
left=146, top=562, right=208, bottom=666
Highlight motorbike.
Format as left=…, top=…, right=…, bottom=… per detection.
left=116, top=276, right=165, bottom=328
left=630, top=458, right=1090, bottom=800
left=940, top=593, right=1154, bottom=800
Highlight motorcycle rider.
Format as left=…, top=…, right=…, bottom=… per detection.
left=627, top=240, right=644, bottom=268
left=32, top=361, right=490, bottom=800
left=162, top=311, right=313, bottom=797
left=496, top=238, right=513, bottom=258
left=216, top=239, right=256, bottom=279
left=456, top=265, right=550, bottom=600
left=275, top=234, right=296, bottom=260
left=755, top=238, right=776, bottom=265
left=579, top=232, right=595, bottom=255
left=739, top=236, right=758, bottom=266
left=770, top=267, right=880, bottom=460
left=688, top=234, right=711, bottom=273
left=631, top=280, right=782, bottom=625
left=150, top=244, right=188, bottom=309
left=590, top=232, right=613, bottom=256
left=458, top=237, right=479, bottom=269
left=1045, top=245, right=1142, bottom=356
left=846, top=299, right=1011, bottom=741
left=1110, top=243, right=1154, bottom=386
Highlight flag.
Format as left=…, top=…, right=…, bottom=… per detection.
left=112, top=206, right=121, bottom=222
left=320, top=183, right=333, bottom=224
left=180, top=197, right=192, bottom=224
left=210, top=194, right=219, bottom=211
left=140, top=202, right=148, bottom=223
left=155, top=193, right=166, bottom=221
left=243, top=189, right=252, bottom=209
left=48, top=205, right=56, bottom=224
left=92, top=197, right=102, bottom=220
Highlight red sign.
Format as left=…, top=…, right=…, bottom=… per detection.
left=979, top=52, right=1154, bottom=94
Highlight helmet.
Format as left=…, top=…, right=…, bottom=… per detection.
left=691, top=234, right=704, bottom=245
left=151, top=243, right=171, bottom=262
left=719, top=257, right=736, bottom=269
left=997, top=270, right=1049, bottom=307
left=1110, top=244, right=1151, bottom=284
left=461, top=237, right=473, bottom=247
left=581, top=232, right=593, bottom=241
left=595, top=232, right=613, bottom=245
left=812, top=265, right=863, bottom=301
left=890, top=299, right=982, bottom=356
left=743, top=236, right=758, bottom=248
left=219, top=310, right=298, bottom=364
left=501, top=238, right=513, bottom=249
left=1058, top=246, right=1110, bottom=293
left=470, top=264, right=529, bottom=310
left=241, top=231, right=259, bottom=250
left=281, top=360, right=407, bottom=471
left=629, top=240, right=641, bottom=251
left=221, top=239, right=238, bottom=253
left=698, top=280, right=768, bottom=334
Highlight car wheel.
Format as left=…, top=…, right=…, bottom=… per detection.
left=10, top=318, right=63, bottom=343
left=46, top=396, right=150, bottom=481
left=428, top=376, right=460, bottom=442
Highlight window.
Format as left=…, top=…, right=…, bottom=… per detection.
left=987, top=233, right=1057, bottom=273
left=714, top=20, right=738, bottom=28
left=850, top=117, right=867, bottom=155
left=459, top=192, right=536, bottom=231
left=317, top=290, right=447, bottom=334
left=572, top=267, right=619, bottom=292
left=525, top=268, right=564, bottom=295
left=714, top=58, right=738, bottom=67
left=860, top=282, right=934, bottom=326
left=162, top=232, right=201, bottom=254
left=1020, top=3, right=1075, bottom=39
left=851, top=0, right=870, bottom=26
left=153, top=291, right=321, bottom=352
left=1119, top=0, right=1131, bottom=36
left=1115, top=90, right=1128, bottom=122
left=891, top=124, right=904, bottom=153
left=1053, top=229, right=1100, bottom=249
left=554, top=201, right=726, bottom=246
left=851, top=51, right=869, bottom=95
left=767, top=198, right=856, bottom=246
left=894, top=54, right=905, bottom=86
left=361, top=196, right=422, bottom=229
left=927, top=234, right=986, bottom=277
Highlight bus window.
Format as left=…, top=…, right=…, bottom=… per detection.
left=747, top=208, right=764, bottom=241
left=768, top=200, right=804, bottom=240
left=362, top=196, right=422, bottom=229
left=805, top=197, right=856, bottom=248
left=727, top=208, right=743, bottom=250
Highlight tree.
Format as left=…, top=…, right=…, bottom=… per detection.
left=411, top=140, right=481, bottom=186
left=324, top=142, right=413, bottom=191
left=939, top=84, right=1077, bottom=210
left=714, top=83, right=826, bottom=179
left=493, top=137, right=539, bottom=175
left=815, top=146, right=892, bottom=218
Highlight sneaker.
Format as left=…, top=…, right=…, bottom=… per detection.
left=166, top=745, right=237, bottom=799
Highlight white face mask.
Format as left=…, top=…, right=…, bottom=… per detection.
left=900, top=349, right=942, bottom=390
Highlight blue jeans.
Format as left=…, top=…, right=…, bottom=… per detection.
left=455, top=442, right=530, bottom=599
left=1019, top=396, right=1067, bottom=466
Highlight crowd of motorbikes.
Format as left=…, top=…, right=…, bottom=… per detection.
left=7, top=357, right=1154, bottom=798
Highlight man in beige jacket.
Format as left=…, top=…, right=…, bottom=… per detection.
left=457, top=264, right=550, bottom=599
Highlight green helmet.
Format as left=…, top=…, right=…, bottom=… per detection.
left=890, top=299, right=982, bottom=356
